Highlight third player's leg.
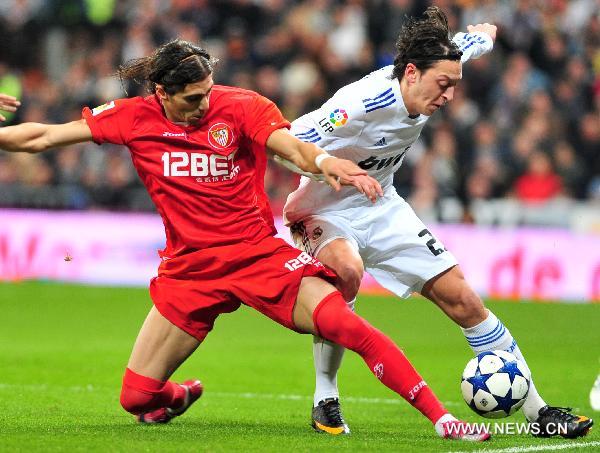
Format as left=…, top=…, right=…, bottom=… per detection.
left=316, top=238, right=364, bottom=302
left=313, top=239, right=361, bottom=412
left=291, top=220, right=364, bottom=425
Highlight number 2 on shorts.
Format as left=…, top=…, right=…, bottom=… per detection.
left=418, top=229, right=446, bottom=256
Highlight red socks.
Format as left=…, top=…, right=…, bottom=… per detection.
left=312, top=292, right=447, bottom=424
left=120, top=368, right=186, bottom=415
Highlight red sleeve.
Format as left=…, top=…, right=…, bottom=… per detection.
left=240, top=94, right=291, bottom=146
left=81, top=98, right=138, bottom=145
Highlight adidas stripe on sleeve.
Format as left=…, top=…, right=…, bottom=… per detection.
left=453, top=31, right=494, bottom=63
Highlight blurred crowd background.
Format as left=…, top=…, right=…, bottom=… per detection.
left=1, top=0, right=599, bottom=229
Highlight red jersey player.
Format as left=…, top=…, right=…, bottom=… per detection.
left=0, top=39, right=489, bottom=441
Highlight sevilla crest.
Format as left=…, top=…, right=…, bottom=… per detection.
left=208, top=123, right=234, bottom=148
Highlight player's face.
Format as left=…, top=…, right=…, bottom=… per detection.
left=405, top=60, right=461, bottom=116
left=158, top=75, right=214, bottom=125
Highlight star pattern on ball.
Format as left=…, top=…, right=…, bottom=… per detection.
left=500, top=359, right=527, bottom=382
left=461, top=350, right=531, bottom=418
left=468, top=370, right=493, bottom=396
left=491, top=386, right=520, bottom=416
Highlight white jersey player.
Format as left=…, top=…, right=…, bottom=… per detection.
left=284, top=27, right=493, bottom=222
left=284, top=61, right=459, bottom=299
left=281, top=7, right=593, bottom=439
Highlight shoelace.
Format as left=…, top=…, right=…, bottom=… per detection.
left=542, top=406, right=578, bottom=423
left=321, top=400, right=344, bottom=425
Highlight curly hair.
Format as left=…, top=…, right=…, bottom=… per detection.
left=117, top=39, right=218, bottom=95
left=392, top=6, right=462, bottom=80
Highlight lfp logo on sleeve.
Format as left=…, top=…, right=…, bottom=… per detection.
left=329, top=108, right=348, bottom=127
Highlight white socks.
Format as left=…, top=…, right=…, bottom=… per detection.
left=313, top=336, right=345, bottom=406
left=312, top=299, right=355, bottom=407
left=462, top=310, right=546, bottom=421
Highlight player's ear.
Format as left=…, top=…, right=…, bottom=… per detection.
left=405, top=63, right=418, bottom=83
left=155, top=85, right=168, bottom=100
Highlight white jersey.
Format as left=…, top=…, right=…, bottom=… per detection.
left=283, top=31, right=493, bottom=225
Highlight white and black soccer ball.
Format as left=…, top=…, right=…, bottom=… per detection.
left=461, top=350, right=531, bottom=419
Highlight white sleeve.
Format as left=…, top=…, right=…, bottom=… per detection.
left=282, top=86, right=367, bottom=181
left=453, top=31, right=494, bottom=63
left=290, top=86, right=366, bottom=153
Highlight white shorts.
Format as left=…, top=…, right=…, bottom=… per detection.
left=289, top=196, right=458, bottom=298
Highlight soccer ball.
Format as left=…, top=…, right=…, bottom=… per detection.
left=461, top=350, right=531, bottom=418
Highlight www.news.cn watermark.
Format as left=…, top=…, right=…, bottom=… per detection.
left=448, top=422, right=569, bottom=436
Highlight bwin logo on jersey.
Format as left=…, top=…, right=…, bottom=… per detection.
left=358, top=146, right=410, bottom=170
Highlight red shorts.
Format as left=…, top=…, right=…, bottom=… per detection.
left=149, top=236, right=337, bottom=341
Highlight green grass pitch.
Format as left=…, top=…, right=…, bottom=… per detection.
left=0, top=281, right=598, bottom=452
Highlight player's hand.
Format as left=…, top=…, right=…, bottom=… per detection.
left=467, top=23, right=497, bottom=42
left=343, top=173, right=384, bottom=203
left=320, top=157, right=383, bottom=202
left=0, top=93, right=20, bottom=122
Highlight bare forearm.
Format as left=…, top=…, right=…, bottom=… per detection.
left=273, top=155, right=326, bottom=182
left=287, top=141, right=325, bottom=174
left=0, top=119, right=92, bottom=153
left=0, top=123, right=53, bottom=153
left=266, top=128, right=330, bottom=173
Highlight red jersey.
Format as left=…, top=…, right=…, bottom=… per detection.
left=82, top=86, right=290, bottom=257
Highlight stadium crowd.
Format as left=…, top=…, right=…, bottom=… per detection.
left=0, top=0, right=599, bottom=227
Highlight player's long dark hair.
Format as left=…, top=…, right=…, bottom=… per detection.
left=392, top=6, right=462, bottom=80
left=117, top=39, right=218, bottom=95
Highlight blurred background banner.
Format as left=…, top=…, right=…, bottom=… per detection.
left=1, top=209, right=598, bottom=303
left=0, top=209, right=164, bottom=285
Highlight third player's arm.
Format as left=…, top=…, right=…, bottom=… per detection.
left=0, top=93, right=21, bottom=122
left=0, top=119, right=93, bottom=153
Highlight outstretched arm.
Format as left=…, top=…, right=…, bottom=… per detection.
left=272, top=154, right=327, bottom=182
left=453, top=23, right=497, bottom=63
left=0, top=93, right=20, bottom=122
left=266, top=128, right=383, bottom=201
left=0, top=119, right=93, bottom=153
